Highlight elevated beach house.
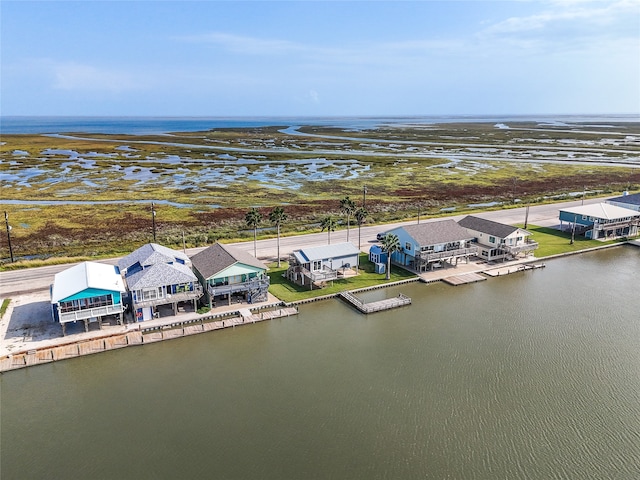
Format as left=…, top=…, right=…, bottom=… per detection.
left=190, top=243, right=269, bottom=308
left=559, top=203, right=640, bottom=239
left=458, top=215, right=538, bottom=262
left=118, top=243, right=202, bottom=321
left=287, top=242, right=360, bottom=289
left=385, top=220, right=477, bottom=272
left=606, top=192, right=640, bottom=213
left=50, top=261, right=126, bottom=335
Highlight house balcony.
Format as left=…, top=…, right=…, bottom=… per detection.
left=418, top=246, right=478, bottom=262
left=593, top=219, right=639, bottom=231
left=59, top=303, right=124, bottom=323
left=502, top=241, right=539, bottom=255
left=208, top=278, right=270, bottom=297
left=133, top=284, right=203, bottom=309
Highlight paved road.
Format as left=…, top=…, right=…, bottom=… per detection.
left=0, top=196, right=606, bottom=296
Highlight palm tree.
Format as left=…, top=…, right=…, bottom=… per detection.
left=269, top=206, right=287, bottom=267
left=354, top=207, right=368, bottom=250
left=339, top=196, right=356, bottom=242
left=380, top=233, right=401, bottom=280
left=320, top=215, right=338, bottom=244
left=245, top=207, right=263, bottom=257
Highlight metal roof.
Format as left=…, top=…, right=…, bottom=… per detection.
left=51, top=261, right=125, bottom=303
left=607, top=192, right=640, bottom=207
left=559, top=203, right=640, bottom=220
left=293, top=242, right=360, bottom=263
left=190, top=243, right=267, bottom=280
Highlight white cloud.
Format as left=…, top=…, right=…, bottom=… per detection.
left=52, top=61, right=139, bottom=92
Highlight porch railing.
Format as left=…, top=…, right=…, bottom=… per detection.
left=59, top=303, right=124, bottom=323
left=418, top=246, right=478, bottom=262
left=208, top=278, right=270, bottom=297
left=133, top=284, right=203, bottom=309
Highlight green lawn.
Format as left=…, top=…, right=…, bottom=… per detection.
left=525, top=224, right=628, bottom=257
left=267, top=254, right=416, bottom=303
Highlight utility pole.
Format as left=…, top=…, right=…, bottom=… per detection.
left=151, top=202, right=157, bottom=243
left=582, top=186, right=586, bottom=205
left=4, top=211, right=14, bottom=263
left=524, top=205, right=530, bottom=229
left=362, top=185, right=367, bottom=208
left=570, top=214, right=577, bottom=244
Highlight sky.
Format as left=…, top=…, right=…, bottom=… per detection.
left=1, top=0, right=639, bottom=116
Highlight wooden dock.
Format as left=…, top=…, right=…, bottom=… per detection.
left=484, top=263, right=546, bottom=277
left=339, top=291, right=411, bottom=314
left=442, top=272, right=487, bottom=286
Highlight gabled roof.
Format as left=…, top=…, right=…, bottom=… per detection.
left=390, top=219, right=473, bottom=246
left=125, top=262, right=197, bottom=290
left=458, top=215, right=527, bottom=239
left=293, top=242, right=360, bottom=263
left=190, top=243, right=267, bottom=280
left=559, top=202, right=640, bottom=220
left=607, top=192, right=640, bottom=207
left=118, top=243, right=189, bottom=271
left=51, top=261, right=125, bottom=303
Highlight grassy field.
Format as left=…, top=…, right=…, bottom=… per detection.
left=1, top=122, right=638, bottom=262
left=525, top=225, right=629, bottom=257
left=267, top=254, right=417, bottom=303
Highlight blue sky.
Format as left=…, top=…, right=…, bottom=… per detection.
left=2, top=0, right=639, bottom=116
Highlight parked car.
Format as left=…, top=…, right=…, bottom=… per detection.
left=376, top=232, right=387, bottom=241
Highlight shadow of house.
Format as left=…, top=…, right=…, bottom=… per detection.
left=190, top=243, right=269, bottom=309
left=118, top=243, right=202, bottom=322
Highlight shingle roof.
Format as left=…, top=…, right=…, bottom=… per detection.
left=293, top=242, right=360, bottom=263
left=392, top=219, right=473, bottom=246
left=118, top=243, right=189, bottom=271
left=190, top=243, right=267, bottom=280
left=51, top=261, right=125, bottom=303
left=607, top=192, right=640, bottom=207
left=560, top=203, right=640, bottom=220
left=125, top=262, right=197, bottom=290
left=458, top=215, right=522, bottom=238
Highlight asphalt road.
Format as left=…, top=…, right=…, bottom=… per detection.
left=0, top=196, right=605, bottom=296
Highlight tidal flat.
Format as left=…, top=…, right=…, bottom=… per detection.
left=1, top=122, right=639, bottom=261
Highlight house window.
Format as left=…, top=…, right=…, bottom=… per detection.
left=489, top=236, right=496, bottom=244
left=142, top=289, right=158, bottom=301
left=405, top=242, right=411, bottom=251
left=313, top=260, right=322, bottom=270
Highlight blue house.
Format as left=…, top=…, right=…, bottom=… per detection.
left=287, top=242, right=360, bottom=289
left=385, top=220, right=477, bottom=272
left=50, top=262, right=126, bottom=335
left=606, top=192, right=640, bottom=213
left=559, top=203, right=640, bottom=239
left=118, top=243, right=202, bottom=321
left=369, top=244, right=388, bottom=273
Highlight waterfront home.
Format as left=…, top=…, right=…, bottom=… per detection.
left=385, top=220, right=477, bottom=272
left=287, top=242, right=360, bottom=289
left=118, top=243, right=202, bottom=321
left=191, top=243, right=269, bottom=308
left=606, top=192, right=640, bottom=213
left=50, top=261, right=126, bottom=335
left=458, top=215, right=538, bottom=262
left=559, top=203, right=640, bottom=239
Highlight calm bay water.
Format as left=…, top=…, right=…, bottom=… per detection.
left=2, top=114, right=638, bottom=134
left=1, top=247, right=639, bottom=479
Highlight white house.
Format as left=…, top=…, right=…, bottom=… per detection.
left=287, top=242, right=360, bottom=289
left=458, top=215, right=538, bottom=261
